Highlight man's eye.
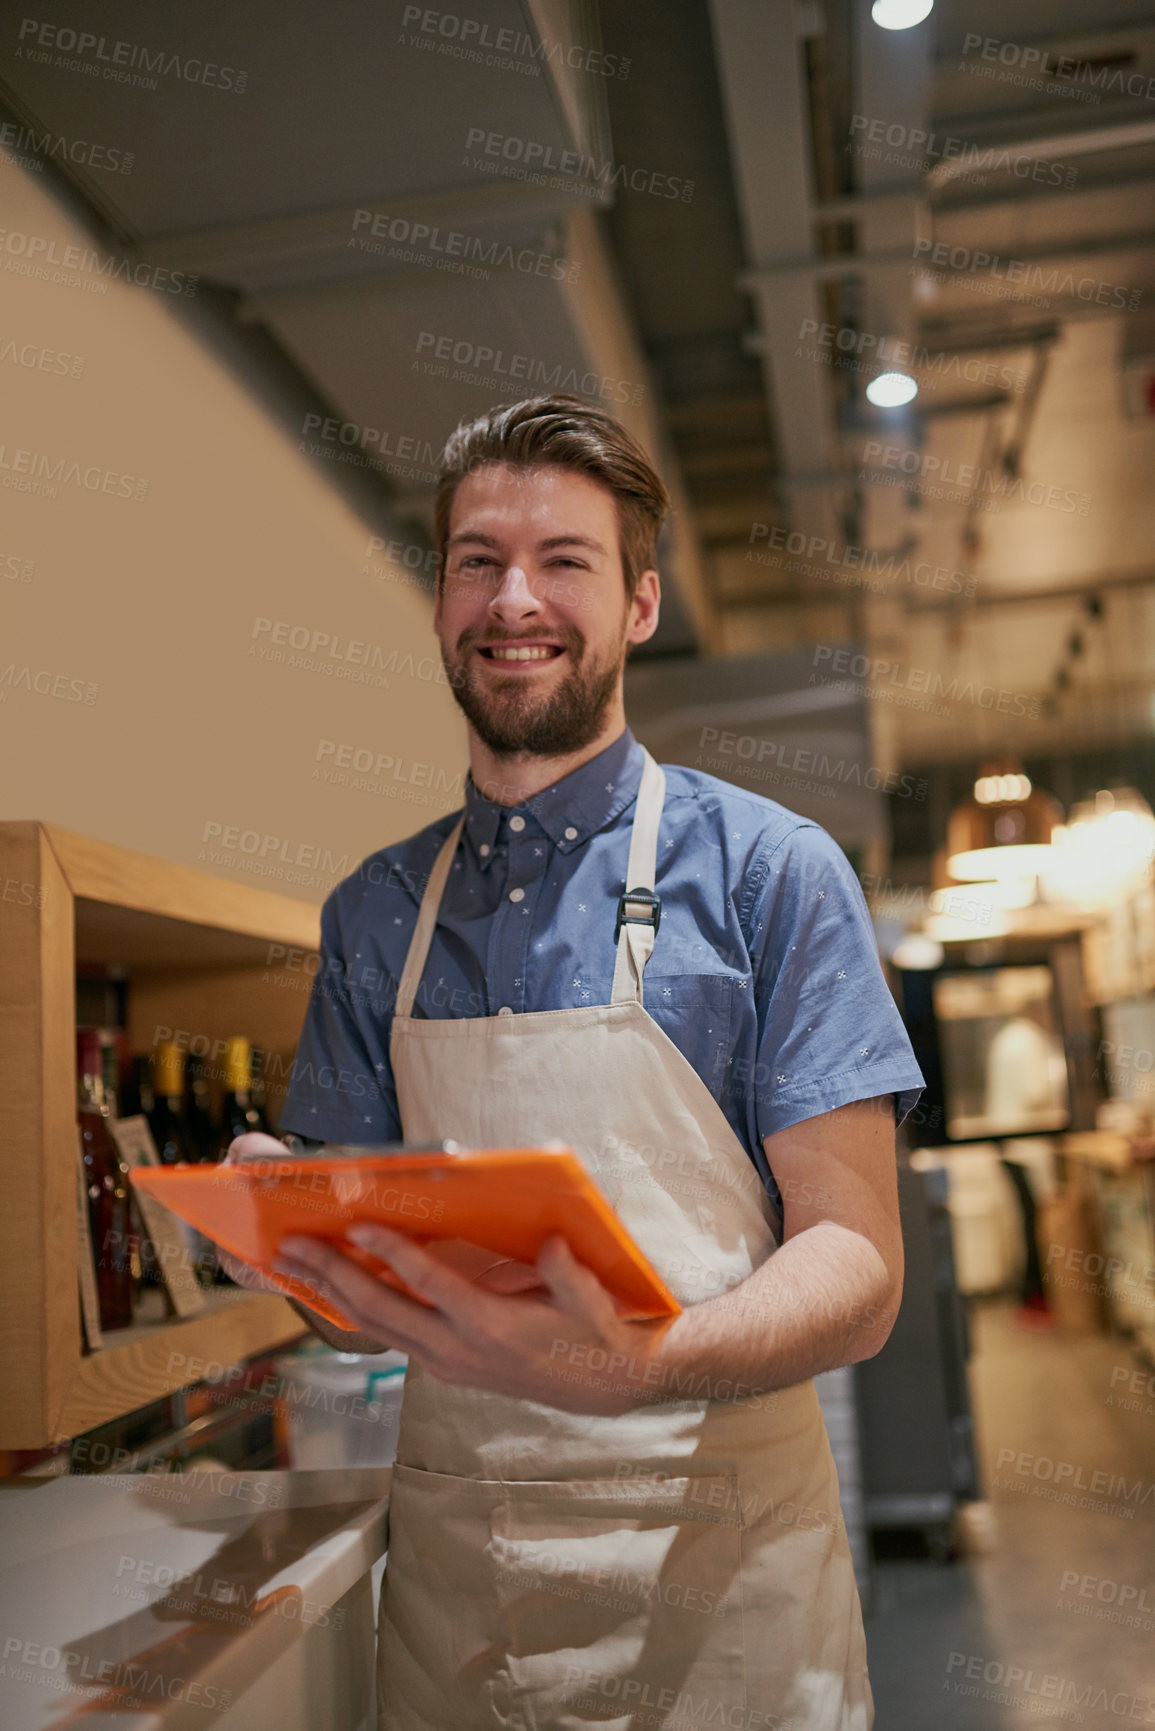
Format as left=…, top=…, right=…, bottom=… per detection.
left=460, top=556, right=495, bottom=569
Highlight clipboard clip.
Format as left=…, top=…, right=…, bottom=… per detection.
left=614, top=885, right=662, bottom=944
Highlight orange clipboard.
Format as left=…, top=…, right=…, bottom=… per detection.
left=129, top=1142, right=682, bottom=1329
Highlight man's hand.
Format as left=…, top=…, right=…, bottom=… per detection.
left=271, top=1224, right=676, bottom=1416
left=211, top=1133, right=392, bottom=1353
left=214, top=1132, right=302, bottom=1297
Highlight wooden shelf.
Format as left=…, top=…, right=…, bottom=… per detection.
left=0, top=821, right=321, bottom=1449
left=57, top=1290, right=305, bottom=1440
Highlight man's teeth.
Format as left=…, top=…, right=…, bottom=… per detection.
left=488, top=646, right=559, bottom=661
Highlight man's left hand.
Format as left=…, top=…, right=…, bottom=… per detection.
left=272, top=1226, right=676, bottom=1415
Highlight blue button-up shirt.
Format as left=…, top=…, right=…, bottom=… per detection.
left=280, top=727, right=924, bottom=1209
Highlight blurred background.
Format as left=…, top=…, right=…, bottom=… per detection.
left=1, top=2, right=1154, bottom=1727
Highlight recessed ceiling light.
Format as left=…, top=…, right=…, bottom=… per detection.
left=866, top=371, right=919, bottom=407
left=871, top=0, right=934, bottom=27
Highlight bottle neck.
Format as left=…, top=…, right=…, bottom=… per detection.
left=78, top=1071, right=108, bottom=1115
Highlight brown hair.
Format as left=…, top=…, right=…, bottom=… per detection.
left=433, top=394, right=670, bottom=601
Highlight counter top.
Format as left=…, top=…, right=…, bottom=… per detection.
left=0, top=1468, right=390, bottom=1730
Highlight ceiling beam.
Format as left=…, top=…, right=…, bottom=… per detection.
left=707, top=0, right=838, bottom=546
left=131, top=178, right=610, bottom=288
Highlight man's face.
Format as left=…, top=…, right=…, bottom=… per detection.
left=435, top=463, right=654, bottom=758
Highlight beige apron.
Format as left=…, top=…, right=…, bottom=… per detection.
left=377, top=749, right=872, bottom=1730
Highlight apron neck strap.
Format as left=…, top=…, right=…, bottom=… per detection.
left=392, top=745, right=667, bottom=1020
left=393, top=814, right=465, bottom=1019
left=610, top=747, right=666, bottom=1005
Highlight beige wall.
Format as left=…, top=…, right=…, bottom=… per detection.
left=0, top=157, right=466, bottom=906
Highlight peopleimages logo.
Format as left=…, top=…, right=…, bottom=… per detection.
left=399, top=6, right=631, bottom=80
left=811, top=645, right=1041, bottom=719
left=0, top=119, right=133, bottom=174
left=959, top=32, right=1155, bottom=104
left=14, top=18, right=249, bottom=93
left=797, top=318, right=1026, bottom=395
left=861, top=439, right=1092, bottom=516
left=0, top=228, right=197, bottom=296
left=350, top=208, right=579, bottom=284
left=414, top=331, right=643, bottom=406
left=463, top=127, right=695, bottom=203
left=946, top=1650, right=1155, bottom=1720
left=911, top=237, right=1141, bottom=311
left=848, top=113, right=1078, bottom=189
left=0, top=444, right=148, bottom=502
left=748, top=524, right=978, bottom=597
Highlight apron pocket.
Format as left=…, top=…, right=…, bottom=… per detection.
left=491, top=1472, right=747, bottom=1730
left=379, top=1462, right=510, bottom=1729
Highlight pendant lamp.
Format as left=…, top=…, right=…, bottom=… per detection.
left=946, top=761, right=1062, bottom=882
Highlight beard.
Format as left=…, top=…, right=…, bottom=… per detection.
left=442, top=618, right=626, bottom=758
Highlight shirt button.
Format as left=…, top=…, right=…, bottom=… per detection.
left=564, top=826, right=578, bottom=841
left=509, top=887, right=525, bottom=903
left=509, top=815, right=525, bottom=832
left=479, top=843, right=490, bottom=857
left=498, top=1006, right=513, bottom=1016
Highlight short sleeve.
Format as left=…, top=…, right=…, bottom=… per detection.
left=747, top=823, right=925, bottom=1140
left=278, top=889, right=402, bottom=1145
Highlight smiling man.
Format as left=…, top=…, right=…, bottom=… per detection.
left=221, top=394, right=925, bottom=1729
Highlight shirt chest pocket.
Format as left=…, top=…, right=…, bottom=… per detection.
left=640, top=966, right=741, bottom=1011
left=639, top=967, right=741, bottom=1064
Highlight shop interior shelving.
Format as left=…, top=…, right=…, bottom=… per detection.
left=0, top=820, right=322, bottom=1449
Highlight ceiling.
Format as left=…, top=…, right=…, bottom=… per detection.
left=3, top=0, right=1154, bottom=774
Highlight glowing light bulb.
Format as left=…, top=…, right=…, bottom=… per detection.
left=871, top=0, right=934, bottom=27
left=866, top=371, right=919, bottom=407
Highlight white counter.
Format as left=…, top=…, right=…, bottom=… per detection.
left=0, top=1468, right=390, bottom=1731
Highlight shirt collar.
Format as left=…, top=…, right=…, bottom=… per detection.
left=463, top=727, right=644, bottom=864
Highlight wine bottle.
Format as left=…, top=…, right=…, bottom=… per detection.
left=97, top=1031, right=121, bottom=1120
left=97, top=1030, right=147, bottom=1289
left=76, top=1029, right=134, bottom=1331
left=184, top=1053, right=218, bottom=1162
left=147, top=1043, right=194, bottom=1167
left=120, top=1054, right=155, bottom=1121
left=211, top=1039, right=263, bottom=1286
left=128, top=1059, right=164, bottom=1293
left=148, top=1042, right=215, bottom=1284
left=249, top=1046, right=274, bottom=1135
left=216, top=1037, right=263, bottom=1156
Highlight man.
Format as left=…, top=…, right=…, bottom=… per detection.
left=223, top=394, right=925, bottom=1729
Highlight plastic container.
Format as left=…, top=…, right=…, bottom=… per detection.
left=910, top=1145, right=1022, bottom=1295
left=272, top=1346, right=407, bottom=1468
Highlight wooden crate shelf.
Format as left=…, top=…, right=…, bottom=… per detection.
left=0, top=821, right=322, bottom=1449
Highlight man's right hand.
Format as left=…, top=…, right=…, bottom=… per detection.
left=215, top=1133, right=390, bottom=1351
left=214, top=1132, right=302, bottom=1297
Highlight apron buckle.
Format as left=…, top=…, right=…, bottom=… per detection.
left=615, top=886, right=662, bottom=943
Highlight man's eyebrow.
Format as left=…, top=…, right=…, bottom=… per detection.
left=539, top=534, right=608, bottom=555
left=446, top=530, right=500, bottom=548
left=445, top=530, right=608, bottom=554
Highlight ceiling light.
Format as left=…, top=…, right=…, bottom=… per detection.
left=866, top=371, right=919, bottom=407
left=975, top=772, right=1032, bottom=805
left=946, top=761, right=1062, bottom=881
left=925, top=908, right=1010, bottom=943
left=871, top=0, right=934, bottom=29
left=1043, top=786, right=1155, bottom=906
left=930, top=880, right=1035, bottom=916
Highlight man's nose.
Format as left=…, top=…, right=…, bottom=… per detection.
left=489, top=564, right=544, bottom=618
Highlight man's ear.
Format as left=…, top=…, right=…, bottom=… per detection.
left=627, top=568, right=661, bottom=647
